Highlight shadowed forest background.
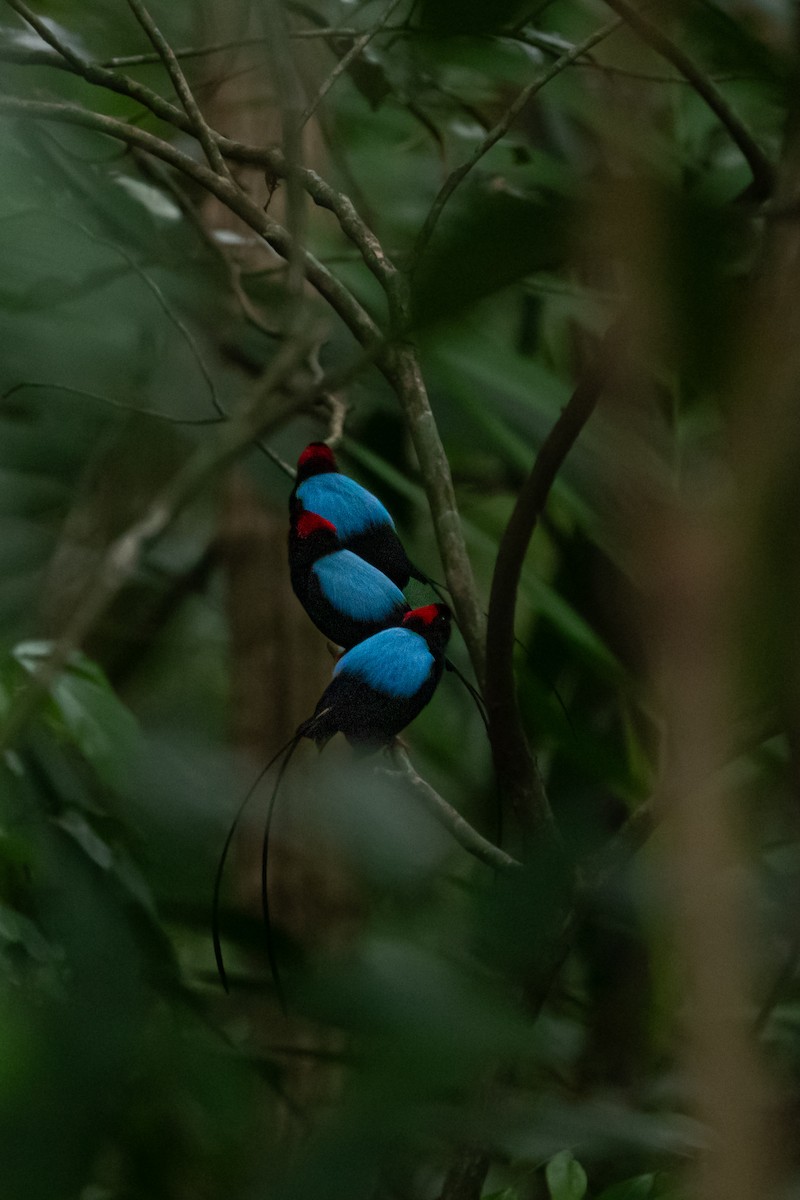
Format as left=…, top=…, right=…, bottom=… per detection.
left=0, top=1, right=799, bottom=1198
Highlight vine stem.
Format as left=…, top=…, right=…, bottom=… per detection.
left=485, top=326, right=617, bottom=835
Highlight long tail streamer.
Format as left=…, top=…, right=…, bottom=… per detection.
left=212, top=732, right=301, bottom=994
left=259, top=735, right=305, bottom=1015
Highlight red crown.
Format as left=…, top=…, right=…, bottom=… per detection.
left=298, top=442, right=336, bottom=469
left=402, top=603, right=443, bottom=627
left=295, top=511, right=337, bottom=539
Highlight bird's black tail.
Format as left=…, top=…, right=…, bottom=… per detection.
left=260, top=735, right=306, bottom=1014
left=212, top=730, right=303, bottom=996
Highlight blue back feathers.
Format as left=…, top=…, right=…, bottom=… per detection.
left=313, top=551, right=406, bottom=621
left=334, top=627, right=434, bottom=697
left=297, top=474, right=394, bottom=541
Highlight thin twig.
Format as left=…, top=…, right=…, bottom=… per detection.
left=298, top=0, right=405, bottom=128
left=322, top=393, right=349, bottom=447
left=101, top=30, right=362, bottom=68
left=3, top=0, right=196, bottom=138
left=409, top=16, right=623, bottom=272
left=1, top=381, right=224, bottom=425
left=601, top=0, right=774, bottom=199
left=72, top=219, right=220, bottom=411
left=484, top=324, right=617, bottom=837
left=384, top=747, right=519, bottom=871
left=131, top=150, right=281, bottom=337
left=125, top=0, right=234, bottom=182
left=259, top=0, right=308, bottom=336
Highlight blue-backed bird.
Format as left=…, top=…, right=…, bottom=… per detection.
left=290, top=504, right=489, bottom=731
left=212, top=603, right=452, bottom=1004
left=289, top=507, right=408, bottom=649
left=291, top=442, right=422, bottom=589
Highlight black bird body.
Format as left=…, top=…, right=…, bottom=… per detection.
left=299, top=604, right=451, bottom=747
left=289, top=508, right=409, bottom=648
left=291, top=442, right=418, bottom=589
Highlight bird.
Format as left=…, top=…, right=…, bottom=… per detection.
left=299, top=601, right=451, bottom=748
left=290, top=442, right=422, bottom=589
left=289, top=507, right=409, bottom=649
left=212, top=603, right=453, bottom=1005
left=290, top=505, right=489, bottom=733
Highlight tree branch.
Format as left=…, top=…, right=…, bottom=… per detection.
left=1, top=5, right=401, bottom=301
left=4, top=0, right=196, bottom=134
left=384, top=747, right=519, bottom=872
left=409, top=16, right=623, bottom=272
left=299, top=0, right=405, bottom=128
left=381, top=341, right=487, bottom=687
left=0, top=97, right=382, bottom=349
left=125, top=0, right=234, bottom=181
left=601, top=0, right=774, bottom=200
left=484, top=327, right=616, bottom=837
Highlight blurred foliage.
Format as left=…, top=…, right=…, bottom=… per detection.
left=0, top=0, right=798, bottom=1199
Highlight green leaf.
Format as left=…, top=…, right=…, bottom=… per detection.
left=13, top=643, right=139, bottom=788
left=54, top=810, right=114, bottom=872
left=545, top=1151, right=588, bottom=1200
left=0, top=902, right=58, bottom=963
left=413, top=185, right=572, bottom=328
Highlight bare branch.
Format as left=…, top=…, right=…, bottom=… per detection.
left=101, top=30, right=363, bottom=69
left=322, top=393, right=349, bottom=447
left=1, top=24, right=401, bottom=303
left=131, top=150, right=281, bottom=337
left=409, top=16, right=623, bottom=272
left=1, top=381, right=224, bottom=425
left=382, top=341, right=487, bottom=687
left=601, top=0, right=774, bottom=199
left=0, top=97, right=382, bottom=349
left=299, top=0, right=405, bottom=128
left=3, top=0, right=195, bottom=133
left=384, top=747, right=520, bottom=872
left=125, top=0, right=234, bottom=181
left=258, top=0, right=308, bottom=336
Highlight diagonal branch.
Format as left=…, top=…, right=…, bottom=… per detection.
left=383, top=747, right=519, bottom=872
left=0, top=97, right=381, bottom=349
left=1, top=3, right=401, bottom=301
left=381, top=341, right=487, bottom=687
left=299, top=0, right=404, bottom=128
left=125, top=0, right=233, bottom=181
left=3, top=0, right=195, bottom=133
left=601, top=0, right=774, bottom=199
left=484, top=325, right=618, bottom=837
left=409, top=16, right=623, bottom=272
